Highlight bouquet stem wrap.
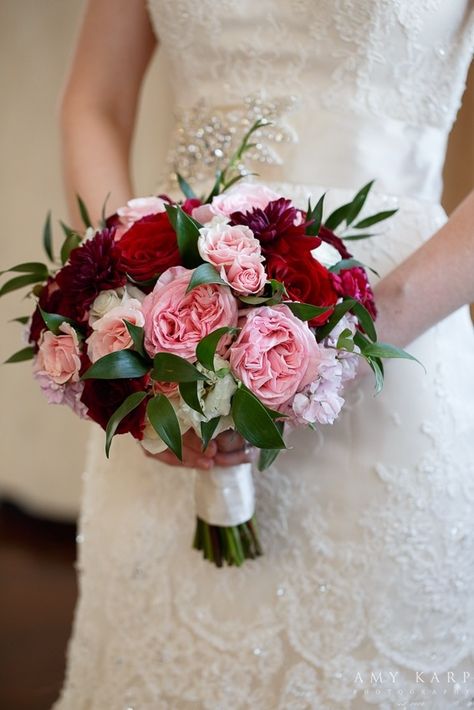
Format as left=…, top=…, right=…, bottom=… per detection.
left=193, top=463, right=262, bottom=566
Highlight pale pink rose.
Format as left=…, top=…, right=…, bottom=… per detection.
left=220, top=255, right=266, bottom=295
left=290, top=348, right=344, bottom=425
left=117, top=196, right=166, bottom=224
left=192, top=203, right=215, bottom=224
left=153, top=380, right=179, bottom=397
left=34, top=322, right=82, bottom=385
left=142, top=265, right=238, bottom=361
left=86, top=298, right=145, bottom=363
left=229, top=305, right=320, bottom=410
left=198, top=223, right=262, bottom=266
left=210, top=183, right=281, bottom=217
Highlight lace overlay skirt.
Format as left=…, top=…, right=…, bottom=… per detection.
left=54, top=185, right=474, bottom=709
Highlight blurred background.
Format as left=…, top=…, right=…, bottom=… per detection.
left=0, top=2, right=472, bottom=708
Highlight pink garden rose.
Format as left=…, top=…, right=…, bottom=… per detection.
left=230, top=305, right=321, bottom=409
left=209, top=183, right=281, bottom=218
left=86, top=297, right=145, bottom=363
left=142, top=265, right=238, bottom=361
left=34, top=322, right=82, bottom=385
left=198, top=223, right=266, bottom=295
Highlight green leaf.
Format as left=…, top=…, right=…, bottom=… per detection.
left=368, top=356, right=385, bottom=395
left=306, top=193, right=325, bottom=236
left=4, top=346, right=35, bottom=364
left=125, top=273, right=158, bottom=290
left=77, top=194, right=92, bottom=229
left=360, top=340, right=423, bottom=368
left=179, top=380, right=203, bottom=414
left=10, top=316, right=30, bottom=325
left=330, top=258, right=379, bottom=278
left=196, top=326, right=237, bottom=372
left=100, top=192, right=111, bottom=228
left=186, top=262, right=227, bottom=293
left=345, top=180, right=374, bottom=226
left=239, top=279, right=286, bottom=306
left=336, top=327, right=355, bottom=352
left=165, top=204, right=203, bottom=268
left=42, top=211, right=53, bottom=262
left=105, top=391, right=147, bottom=457
left=258, top=448, right=282, bottom=471
left=82, top=350, right=150, bottom=380
left=59, top=220, right=80, bottom=240
left=60, top=233, right=82, bottom=265
left=283, top=301, right=333, bottom=321
left=0, top=272, right=46, bottom=297
left=353, top=209, right=398, bottom=229
left=351, top=301, right=377, bottom=342
left=324, top=202, right=352, bottom=231
left=231, top=387, right=286, bottom=450
left=315, top=299, right=357, bottom=342
left=39, top=307, right=82, bottom=336
left=0, top=262, right=48, bottom=277
left=204, top=170, right=223, bottom=203
left=200, top=416, right=221, bottom=450
left=177, top=173, right=197, bottom=200
left=341, top=233, right=379, bottom=241
left=147, top=394, right=182, bottom=460
left=124, top=321, right=146, bottom=358
left=152, top=352, right=207, bottom=382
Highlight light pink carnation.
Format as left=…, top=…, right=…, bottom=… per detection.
left=86, top=297, right=145, bottom=363
left=34, top=322, right=82, bottom=385
left=210, top=183, right=281, bottom=217
left=229, top=305, right=320, bottom=410
left=34, top=371, right=88, bottom=418
left=142, top=265, right=238, bottom=361
left=291, top=349, right=344, bottom=425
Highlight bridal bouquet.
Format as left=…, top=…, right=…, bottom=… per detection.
left=1, top=122, right=414, bottom=567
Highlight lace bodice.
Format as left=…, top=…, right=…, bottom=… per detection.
left=147, top=0, right=474, bottom=200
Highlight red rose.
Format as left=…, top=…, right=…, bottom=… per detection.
left=118, top=213, right=181, bottom=285
left=266, top=252, right=339, bottom=326
left=80, top=376, right=149, bottom=439
left=331, top=267, right=377, bottom=319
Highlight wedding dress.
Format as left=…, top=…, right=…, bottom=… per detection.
left=55, top=1, right=474, bottom=708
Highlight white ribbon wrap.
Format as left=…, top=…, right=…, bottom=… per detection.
left=194, top=463, right=255, bottom=527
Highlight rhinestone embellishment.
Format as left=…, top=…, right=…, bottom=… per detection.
left=168, top=93, right=299, bottom=186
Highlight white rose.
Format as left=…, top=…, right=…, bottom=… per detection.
left=89, top=289, right=123, bottom=323
left=311, top=241, right=341, bottom=269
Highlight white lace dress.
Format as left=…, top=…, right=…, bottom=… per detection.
left=54, top=2, right=474, bottom=708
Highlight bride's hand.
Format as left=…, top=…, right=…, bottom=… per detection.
left=143, top=429, right=254, bottom=470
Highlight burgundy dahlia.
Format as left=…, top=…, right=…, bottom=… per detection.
left=80, top=376, right=148, bottom=439
left=230, top=198, right=311, bottom=246
left=56, top=228, right=127, bottom=322
left=332, top=266, right=377, bottom=319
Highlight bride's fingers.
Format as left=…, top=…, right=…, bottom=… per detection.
left=148, top=445, right=214, bottom=470
left=213, top=448, right=254, bottom=466
left=183, top=429, right=217, bottom=457
left=214, top=430, right=246, bottom=453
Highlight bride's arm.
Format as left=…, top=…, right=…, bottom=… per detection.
left=59, top=0, right=157, bottom=229
left=373, top=188, right=474, bottom=347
